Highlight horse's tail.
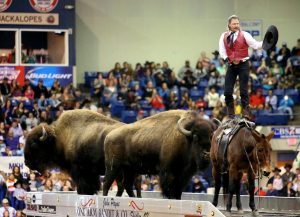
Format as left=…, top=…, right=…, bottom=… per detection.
left=222, top=172, right=229, bottom=204
left=222, top=172, right=229, bottom=193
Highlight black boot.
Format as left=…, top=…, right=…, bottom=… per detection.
left=226, top=106, right=235, bottom=119
left=242, top=106, right=253, bottom=120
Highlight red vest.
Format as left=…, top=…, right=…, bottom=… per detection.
left=223, top=31, right=249, bottom=63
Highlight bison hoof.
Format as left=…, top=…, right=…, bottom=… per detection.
left=251, top=210, right=259, bottom=217
left=237, top=209, right=244, bottom=214
left=224, top=211, right=231, bottom=217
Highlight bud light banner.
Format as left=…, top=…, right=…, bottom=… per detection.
left=25, top=66, right=73, bottom=88
left=0, top=66, right=25, bottom=85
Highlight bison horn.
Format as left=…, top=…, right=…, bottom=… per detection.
left=177, top=117, right=192, bottom=136
left=39, top=126, right=48, bottom=141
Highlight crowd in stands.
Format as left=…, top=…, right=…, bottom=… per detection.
left=240, top=163, right=300, bottom=197
left=0, top=39, right=300, bottom=215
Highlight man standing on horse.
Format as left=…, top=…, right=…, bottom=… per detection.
left=219, top=15, right=263, bottom=120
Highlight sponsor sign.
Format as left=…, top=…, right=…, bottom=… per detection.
left=38, top=205, right=56, bottom=214
left=272, top=126, right=300, bottom=138
left=0, top=0, right=12, bottom=12
left=25, top=66, right=73, bottom=88
left=75, top=197, right=150, bottom=217
left=0, top=66, right=25, bottom=85
left=0, top=12, right=59, bottom=25
left=240, top=19, right=263, bottom=40
left=26, top=204, right=38, bottom=212
left=29, top=0, right=59, bottom=13
left=0, top=156, right=30, bottom=176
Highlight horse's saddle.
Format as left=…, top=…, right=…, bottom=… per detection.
left=217, top=118, right=255, bottom=173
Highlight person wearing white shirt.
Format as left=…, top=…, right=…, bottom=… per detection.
left=219, top=15, right=263, bottom=120
left=0, top=198, right=16, bottom=217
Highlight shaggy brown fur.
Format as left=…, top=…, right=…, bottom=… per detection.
left=25, top=109, right=124, bottom=195
left=103, top=110, right=217, bottom=199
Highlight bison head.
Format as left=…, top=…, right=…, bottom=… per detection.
left=24, top=124, right=57, bottom=173
left=177, top=112, right=219, bottom=168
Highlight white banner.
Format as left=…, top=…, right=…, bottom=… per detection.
left=240, top=19, right=263, bottom=40
left=0, top=156, right=30, bottom=177
left=0, top=12, right=59, bottom=25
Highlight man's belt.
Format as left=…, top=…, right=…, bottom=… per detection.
left=230, top=59, right=248, bottom=65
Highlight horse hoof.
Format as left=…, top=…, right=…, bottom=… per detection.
left=237, top=209, right=244, bottom=214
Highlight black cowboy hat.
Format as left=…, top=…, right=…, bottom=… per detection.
left=14, top=180, right=23, bottom=187
left=262, top=25, right=279, bottom=51
left=284, top=163, right=293, bottom=169
left=272, top=167, right=281, bottom=173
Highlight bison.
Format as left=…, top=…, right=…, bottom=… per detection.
left=24, top=109, right=128, bottom=195
left=103, top=110, right=218, bottom=199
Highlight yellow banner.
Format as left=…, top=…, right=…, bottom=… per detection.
left=0, top=12, right=59, bottom=25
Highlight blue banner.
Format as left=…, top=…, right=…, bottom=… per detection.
left=25, top=66, right=73, bottom=88
left=271, top=126, right=300, bottom=138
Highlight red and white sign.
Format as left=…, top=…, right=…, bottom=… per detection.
left=0, top=0, right=12, bottom=12
left=29, top=0, right=58, bottom=13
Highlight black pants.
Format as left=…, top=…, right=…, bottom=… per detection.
left=224, top=61, right=250, bottom=108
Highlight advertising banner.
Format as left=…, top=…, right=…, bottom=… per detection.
left=25, top=66, right=73, bottom=88
left=0, top=12, right=59, bottom=25
left=240, top=19, right=263, bottom=40
left=272, top=126, right=300, bottom=138
left=0, top=156, right=30, bottom=177
left=0, top=66, right=25, bottom=85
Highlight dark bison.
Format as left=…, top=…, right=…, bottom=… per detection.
left=103, top=110, right=218, bottom=199
left=24, top=109, right=127, bottom=195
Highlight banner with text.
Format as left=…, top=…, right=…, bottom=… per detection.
left=0, top=66, right=25, bottom=85
left=0, top=156, right=30, bottom=177
left=272, top=126, right=300, bottom=138
left=25, top=66, right=73, bottom=88
left=0, top=12, right=59, bottom=25
left=240, top=19, right=263, bottom=40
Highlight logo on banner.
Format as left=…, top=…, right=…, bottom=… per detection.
left=25, top=66, right=73, bottom=88
left=0, top=0, right=12, bottom=12
left=29, top=0, right=59, bottom=13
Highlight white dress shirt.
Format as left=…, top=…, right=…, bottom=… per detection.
left=219, top=31, right=263, bottom=60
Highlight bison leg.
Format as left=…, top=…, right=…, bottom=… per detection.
left=160, top=170, right=182, bottom=199
left=103, top=167, right=120, bottom=196
left=134, top=175, right=142, bottom=198
left=71, top=169, right=100, bottom=195
left=123, top=168, right=136, bottom=197
left=212, top=165, right=221, bottom=207
left=116, top=172, right=125, bottom=197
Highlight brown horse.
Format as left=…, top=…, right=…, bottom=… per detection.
left=210, top=120, right=274, bottom=215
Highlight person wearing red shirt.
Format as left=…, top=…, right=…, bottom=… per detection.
left=149, top=89, right=165, bottom=111
left=250, top=89, right=265, bottom=109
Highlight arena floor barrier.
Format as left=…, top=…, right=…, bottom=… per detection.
left=141, top=192, right=300, bottom=215
left=25, top=192, right=225, bottom=217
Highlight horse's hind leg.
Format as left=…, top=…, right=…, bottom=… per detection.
left=212, top=165, right=221, bottom=207
left=226, top=167, right=237, bottom=213
left=235, top=172, right=243, bottom=213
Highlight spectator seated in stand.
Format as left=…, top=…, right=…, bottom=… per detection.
left=278, top=95, right=294, bottom=120
left=250, top=88, right=265, bottom=110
